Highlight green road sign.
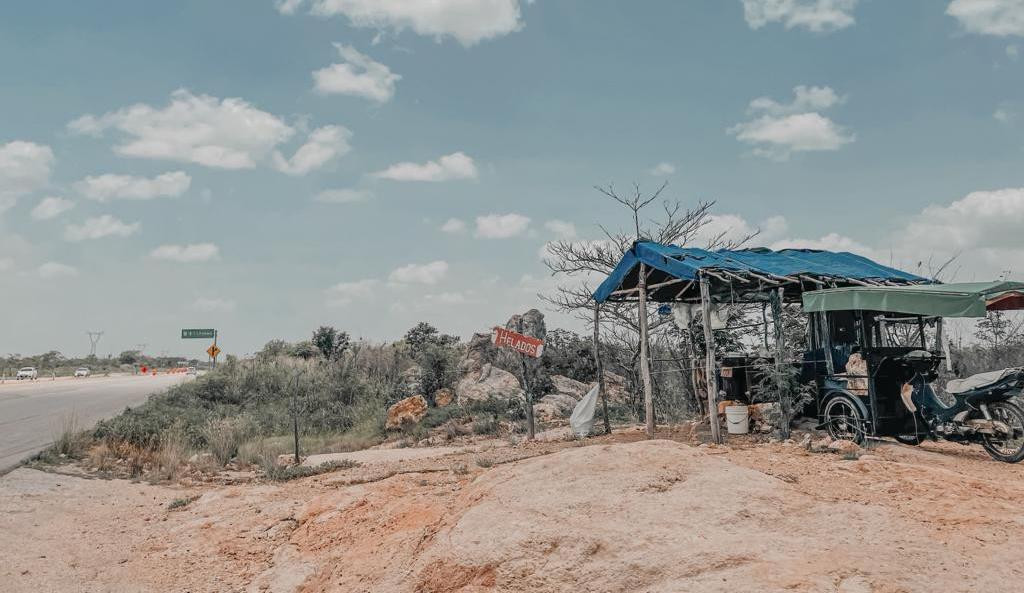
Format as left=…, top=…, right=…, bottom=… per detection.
left=182, top=328, right=216, bottom=339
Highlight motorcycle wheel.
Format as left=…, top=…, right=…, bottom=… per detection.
left=980, top=400, right=1024, bottom=463
left=894, top=435, right=921, bottom=446
left=823, top=395, right=866, bottom=444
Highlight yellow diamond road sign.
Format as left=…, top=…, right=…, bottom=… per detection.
left=206, top=344, right=221, bottom=358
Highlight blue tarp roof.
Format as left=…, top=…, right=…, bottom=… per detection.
left=592, top=241, right=928, bottom=303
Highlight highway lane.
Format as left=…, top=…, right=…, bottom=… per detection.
left=0, top=374, right=189, bottom=473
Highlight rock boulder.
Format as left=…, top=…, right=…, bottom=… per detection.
left=434, top=388, right=454, bottom=407
left=455, top=363, right=524, bottom=404
left=550, top=375, right=588, bottom=400
left=385, top=395, right=429, bottom=430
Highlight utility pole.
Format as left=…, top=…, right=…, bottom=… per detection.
left=87, top=331, right=104, bottom=357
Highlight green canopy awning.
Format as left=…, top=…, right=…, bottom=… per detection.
left=802, top=281, right=1024, bottom=318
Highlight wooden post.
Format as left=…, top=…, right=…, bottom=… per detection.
left=770, top=288, right=790, bottom=439
left=638, top=263, right=656, bottom=438
left=520, top=354, right=536, bottom=440
left=292, top=371, right=301, bottom=465
left=699, top=277, right=722, bottom=444
left=593, top=303, right=611, bottom=435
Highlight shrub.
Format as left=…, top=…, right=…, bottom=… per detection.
left=203, top=417, right=250, bottom=466
left=51, top=412, right=89, bottom=459
left=168, top=495, right=200, bottom=510
left=153, top=422, right=190, bottom=481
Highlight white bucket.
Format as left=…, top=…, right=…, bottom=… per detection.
left=724, top=405, right=749, bottom=435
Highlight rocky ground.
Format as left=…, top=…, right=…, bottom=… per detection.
left=3, top=427, right=1024, bottom=593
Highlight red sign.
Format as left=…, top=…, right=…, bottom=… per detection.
left=492, top=327, right=545, bottom=358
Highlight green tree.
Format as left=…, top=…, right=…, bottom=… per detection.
left=403, top=322, right=458, bottom=350
left=118, top=350, right=140, bottom=365
left=259, top=339, right=292, bottom=358
left=290, top=340, right=319, bottom=360
left=312, top=326, right=350, bottom=360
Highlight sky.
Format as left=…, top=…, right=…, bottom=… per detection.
left=1, top=0, right=1023, bottom=358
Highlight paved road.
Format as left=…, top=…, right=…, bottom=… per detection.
left=0, top=374, right=188, bottom=473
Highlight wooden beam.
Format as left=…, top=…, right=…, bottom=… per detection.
left=610, top=276, right=688, bottom=297
left=770, top=288, right=790, bottom=440
left=593, top=303, right=611, bottom=435
left=699, top=277, right=722, bottom=444
left=638, top=263, right=656, bottom=438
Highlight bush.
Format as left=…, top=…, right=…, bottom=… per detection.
left=51, top=412, right=89, bottom=459
left=203, top=417, right=250, bottom=466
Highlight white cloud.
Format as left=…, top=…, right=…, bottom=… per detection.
left=475, top=213, right=530, bottom=238
left=0, top=140, right=54, bottom=212
left=729, top=85, right=853, bottom=160
left=280, top=0, right=528, bottom=46
left=326, top=278, right=378, bottom=306
left=649, top=162, right=676, bottom=176
left=441, top=218, right=467, bottom=233
left=64, top=215, right=140, bottom=241
left=742, top=0, right=858, bottom=32
left=30, top=196, right=75, bottom=220
left=692, top=213, right=789, bottom=247
left=37, top=261, right=78, bottom=279
left=389, top=260, right=449, bottom=284
left=994, top=105, right=1016, bottom=124
left=74, top=171, right=191, bottom=201
left=544, top=219, right=577, bottom=239
left=313, top=44, right=401, bottom=102
left=770, top=232, right=878, bottom=258
left=314, top=188, right=371, bottom=203
left=149, top=243, right=220, bottom=263
left=68, top=89, right=295, bottom=169
left=901, top=188, right=1024, bottom=256
left=947, top=0, right=1024, bottom=37
left=373, top=151, right=478, bottom=182
left=191, top=297, right=236, bottom=313
left=272, top=125, right=351, bottom=175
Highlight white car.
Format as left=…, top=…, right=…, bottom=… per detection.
left=186, top=366, right=198, bottom=376
left=16, top=367, right=38, bottom=380
left=74, top=367, right=90, bottom=378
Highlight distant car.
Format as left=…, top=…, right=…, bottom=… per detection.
left=186, top=366, right=198, bottom=376
left=16, top=367, right=38, bottom=380
left=74, top=367, right=90, bottom=378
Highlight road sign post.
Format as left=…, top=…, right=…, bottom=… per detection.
left=182, top=328, right=219, bottom=369
left=492, top=327, right=545, bottom=440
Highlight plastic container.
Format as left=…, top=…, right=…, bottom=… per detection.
left=724, top=405, right=749, bottom=435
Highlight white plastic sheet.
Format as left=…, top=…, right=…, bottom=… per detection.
left=570, top=383, right=600, bottom=437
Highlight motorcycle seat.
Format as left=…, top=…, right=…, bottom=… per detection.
left=946, top=368, right=1021, bottom=395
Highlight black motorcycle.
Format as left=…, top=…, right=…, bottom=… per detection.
left=895, top=351, right=1024, bottom=463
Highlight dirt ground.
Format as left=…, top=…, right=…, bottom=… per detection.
left=3, top=428, right=1024, bottom=593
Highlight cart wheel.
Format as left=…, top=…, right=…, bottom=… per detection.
left=894, top=435, right=921, bottom=446
left=981, top=400, right=1024, bottom=463
left=822, top=395, right=866, bottom=444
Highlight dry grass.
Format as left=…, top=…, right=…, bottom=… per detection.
left=203, top=417, right=250, bottom=466
left=153, top=424, right=190, bottom=481
left=51, top=412, right=89, bottom=459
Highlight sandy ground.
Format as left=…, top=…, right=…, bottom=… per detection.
left=3, top=430, right=1024, bottom=593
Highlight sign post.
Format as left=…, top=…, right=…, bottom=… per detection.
left=492, top=326, right=545, bottom=440
left=182, top=328, right=219, bottom=369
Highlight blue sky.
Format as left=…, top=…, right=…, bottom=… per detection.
left=1, top=0, right=1023, bottom=358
